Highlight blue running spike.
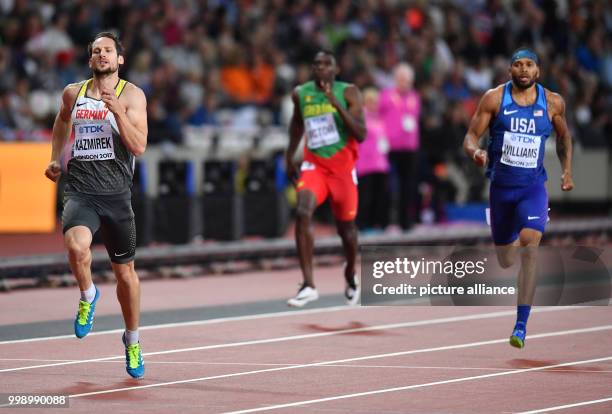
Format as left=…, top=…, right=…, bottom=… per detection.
left=74, top=287, right=100, bottom=338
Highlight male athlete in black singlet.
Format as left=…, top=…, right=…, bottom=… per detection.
left=44, top=32, right=147, bottom=378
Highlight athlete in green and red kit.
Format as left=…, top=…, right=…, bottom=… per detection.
left=285, top=50, right=366, bottom=307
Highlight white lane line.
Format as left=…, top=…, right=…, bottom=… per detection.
left=0, top=305, right=352, bottom=345
left=319, top=364, right=612, bottom=374
left=221, top=356, right=612, bottom=414
left=515, top=397, right=612, bottom=413
left=0, top=305, right=583, bottom=346
left=1, top=358, right=610, bottom=374
left=0, top=358, right=76, bottom=362
left=65, top=325, right=612, bottom=399
left=0, top=308, right=567, bottom=373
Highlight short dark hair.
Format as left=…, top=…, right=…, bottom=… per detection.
left=87, top=31, right=124, bottom=57
left=315, top=49, right=335, bottom=60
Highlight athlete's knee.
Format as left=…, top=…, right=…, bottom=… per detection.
left=65, top=239, right=90, bottom=263
left=519, top=229, right=542, bottom=247
left=496, top=246, right=518, bottom=269
left=296, top=190, right=317, bottom=220
left=64, top=227, right=93, bottom=262
left=337, top=220, right=357, bottom=240
left=296, top=196, right=315, bottom=221
left=498, top=257, right=514, bottom=269
left=114, top=264, right=138, bottom=285
left=296, top=204, right=314, bottom=221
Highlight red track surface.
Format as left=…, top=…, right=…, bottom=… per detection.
left=1, top=265, right=611, bottom=413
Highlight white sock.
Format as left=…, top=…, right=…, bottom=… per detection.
left=80, top=283, right=96, bottom=303
left=125, top=329, right=139, bottom=345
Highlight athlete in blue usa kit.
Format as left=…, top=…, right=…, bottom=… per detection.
left=463, top=48, right=574, bottom=349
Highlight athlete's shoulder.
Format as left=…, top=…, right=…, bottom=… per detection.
left=294, top=81, right=317, bottom=101
left=297, top=80, right=315, bottom=91
left=543, top=87, right=565, bottom=109
left=61, top=81, right=86, bottom=107
left=341, top=83, right=362, bottom=102
left=121, top=81, right=145, bottom=99
left=120, top=81, right=147, bottom=110
left=63, top=81, right=85, bottom=96
left=479, top=84, right=505, bottom=112
left=486, top=83, right=506, bottom=100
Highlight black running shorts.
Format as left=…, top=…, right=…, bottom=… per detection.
left=62, top=192, right=137, bottom=264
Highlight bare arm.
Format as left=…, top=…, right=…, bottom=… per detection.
left=285, top=89, right=304, bottom=180
left=323, top=83, right=366, bottom=142
left=463, top=87, right=500, bottom=165
left=549, top=92, right=574, bottom=191
left=340, top=85, right=366, bottom=142
left=45, top=84, right=77, bottom=182
left=101, top=84, right=147, bottom=156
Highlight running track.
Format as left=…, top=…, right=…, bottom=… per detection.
left=1, top=265, right=611, bottom=413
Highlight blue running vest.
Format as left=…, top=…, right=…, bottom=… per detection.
left=486, top=82, right=552, bottom=187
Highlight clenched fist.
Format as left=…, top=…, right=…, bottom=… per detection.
left=44, top=160, right=61, bottom=182
left=472, top=149, right=487, bottom=167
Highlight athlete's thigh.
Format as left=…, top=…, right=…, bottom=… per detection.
left=489, top=184, right=519, bottom=245
left=328, top=168, right=358, bottom=222
left=516, top=181, right=548, bottom=235
left=98, top=197, right=137, bottom=264
left=297, top=164, right=329, bottom=207
left=62, top=193, right=101, bottom=236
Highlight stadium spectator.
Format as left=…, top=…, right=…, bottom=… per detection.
left=0, top=0, right=608, bottom=196
left=379, top=63, right=421, bottom=230
left=356, top=88, right=390, bottom=232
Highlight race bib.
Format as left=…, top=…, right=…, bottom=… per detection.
left=377, top=137, right=390, bottom=154
left=73, top=121, right=115, bottom=162
left=300, top=161, right=316, bottom=171
left=305, top=113, right=340, bottom=149
left=500, top=131, right=540, bottom=169
left=402, top=115, right=416, bottom=132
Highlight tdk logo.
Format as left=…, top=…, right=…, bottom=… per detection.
left=79, top=125, right=104, bottom=134
left=510, top=135, right=536, bottom=144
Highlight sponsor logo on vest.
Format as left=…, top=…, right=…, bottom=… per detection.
left=78, top=125, right=105, bottom=134
left=508, top=134, right=536, bottom=144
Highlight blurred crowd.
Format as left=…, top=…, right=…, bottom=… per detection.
left=0, top=0, right=610, bottom=226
